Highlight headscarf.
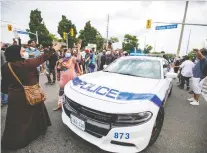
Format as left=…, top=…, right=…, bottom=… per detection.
left=5, top=45, right=23, bottom=62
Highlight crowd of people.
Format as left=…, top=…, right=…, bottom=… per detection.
left=172, top=48, right=207, bottom=106
left=0, top=40, right=131, bottom=150
left=1, top=39, right=206, bottom=150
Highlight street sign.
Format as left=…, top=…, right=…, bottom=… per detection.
left=16, top=31, right=28, bottom=35
left=155, top=24, right=178, bottom=30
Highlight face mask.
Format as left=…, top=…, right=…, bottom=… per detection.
left=22, top=52, right=29, bottom=59
left=65, top=52, right=71, bottom=58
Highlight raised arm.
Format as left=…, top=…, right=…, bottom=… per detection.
left=22, top=44, right=61, bottom=69
left=22, top=49, right=56, bottom=68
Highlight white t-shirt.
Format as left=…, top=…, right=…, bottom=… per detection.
left=180, top=60, right=195, bottom=77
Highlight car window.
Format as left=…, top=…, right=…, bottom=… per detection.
left=104, top=58, right=162, bottom=79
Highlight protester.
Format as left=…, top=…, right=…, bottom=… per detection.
left=174, top=57, right=181, bottom=73
left=100, top=50, right=106, bottom=70
left=97, top=50, right=104, bottom=70
left=105, top=51, right=114, bottom=65
left=188, top=48, right=207, bottom=106
left=46, top=49, right=59, bottom=84
left=1, top=44, right=61, bottom=150
left=84, top=49, right=90, bottom=73
left=114, top=50, right=120, bottom=60
left=174, top=56, right=195, bottom=90
left=54, top=49, right=81, bottom=111
left=73, top=48, right=84, bottom=74
left=85, top=49, right=96, bottom=73
left=1, top=43, right=8, bottom=105
left=13, top=38, right=17, bottom=45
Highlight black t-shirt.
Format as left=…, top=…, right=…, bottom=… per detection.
left=48, top=53, right=59, bottom=69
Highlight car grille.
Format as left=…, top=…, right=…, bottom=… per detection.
left=63, top=96, right=117, bottom=138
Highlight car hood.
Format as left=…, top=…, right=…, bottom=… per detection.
left=66, top=71, right=162, bottom=106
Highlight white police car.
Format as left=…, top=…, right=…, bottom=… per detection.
left=62, top=56, right=177, bottom=153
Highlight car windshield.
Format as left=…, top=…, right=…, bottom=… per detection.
left=103, top=58, right=161, bottom=79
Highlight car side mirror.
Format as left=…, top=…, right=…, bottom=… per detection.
left=166, top=72, right=177, bottom=79
left=163, top=64, right=168, bottom=68
left=103, top=65, right=108, bottom=69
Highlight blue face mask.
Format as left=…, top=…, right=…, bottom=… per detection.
left=65, top=52, right=71, bottom=58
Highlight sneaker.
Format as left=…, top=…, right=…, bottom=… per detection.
left=190, top=101, right=199, bottom=106
left=179, top=86, right=184, bottom=89
left=187, top=97, right=195, bottom=102
left=189, top=90, right=194, bottom=94
left=186, top=87, right=190, bottom=91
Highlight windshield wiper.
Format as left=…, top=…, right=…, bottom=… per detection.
left=103, top=70, right=114, bottom=73
left=117, top=72, right=144, bottom=77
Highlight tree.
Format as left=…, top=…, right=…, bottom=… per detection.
left=110, top=37, right=119, bottom=43
left=96, top=32, right=104, bottom=51
left=188, top=50, right=196, bottom=60
left=49, top=33, right=59, bottom=41
left=57, top=15, right=77, bottom=48
left=122, top=34, right=139, bottom=51
left=143, top=44, right=153, bottom=54
left=27, top=9, right=52, bottom=46
left=78, top=21, right=104, bottom=50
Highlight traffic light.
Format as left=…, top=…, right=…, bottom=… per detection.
left=146, top=19, right=152, bottom=29
left=70, top=28, right=74, bottom=37
left=8, top=24, right=12, bottom=31
left=63, top=32, right=67, bottom=40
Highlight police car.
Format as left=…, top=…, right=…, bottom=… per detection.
left=62, top=56, right=177, bottom=153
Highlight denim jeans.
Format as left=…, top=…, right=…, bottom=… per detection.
left=1, top=93, right=8, bottom=104
left=89, top=67, right=95, bottom=73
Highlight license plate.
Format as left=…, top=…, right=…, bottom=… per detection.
left=70, top=114, right=85, bottom=131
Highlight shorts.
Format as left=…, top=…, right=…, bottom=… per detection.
left=192, top=77, right=205, bottom=94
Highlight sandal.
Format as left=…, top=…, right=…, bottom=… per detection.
left=53, top=97, right=62, bottom=111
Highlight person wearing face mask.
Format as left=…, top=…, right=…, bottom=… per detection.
left=54, top=49, right=81, bottom=111
left=1, top=44, right=61, bottom=150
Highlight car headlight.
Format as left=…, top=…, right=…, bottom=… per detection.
left=114, top=111, right=153, bottom=125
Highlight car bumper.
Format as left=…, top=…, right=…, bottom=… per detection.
left=62, top=108, right=155, bottom=153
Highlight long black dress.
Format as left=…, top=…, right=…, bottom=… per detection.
left=1, top=50, right=54, bottom=150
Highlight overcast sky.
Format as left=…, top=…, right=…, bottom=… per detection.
left=1, top=1, right=207, bottom=55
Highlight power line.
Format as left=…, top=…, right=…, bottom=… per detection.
left=1, top=20, right=29, bottom=28
left=153, top=22, right=207, bottom=27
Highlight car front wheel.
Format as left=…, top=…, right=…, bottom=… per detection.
left=148, top=107, right=164, bottom=147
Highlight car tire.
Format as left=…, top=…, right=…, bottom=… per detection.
left=148, top=107, right=164, bottom=147
left=168, top=86, right=172, bottom=97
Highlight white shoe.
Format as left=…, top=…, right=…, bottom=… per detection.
left=190, top=101, right=199, bottom=106
left=187, top=97, right=195, bottom=102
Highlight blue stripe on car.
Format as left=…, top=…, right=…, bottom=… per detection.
left=72, top=77, right=162, bottom=107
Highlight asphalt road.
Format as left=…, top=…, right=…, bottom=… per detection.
left=1, top=76, right=207, bottom=153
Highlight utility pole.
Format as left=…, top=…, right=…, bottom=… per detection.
left=177, top=1, right=189, bottom=56
left=106, top=14, right=109, bottom=49
left=186, top=29, right=191, bottom=55
left=36, top=31, right=39, bottom=44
